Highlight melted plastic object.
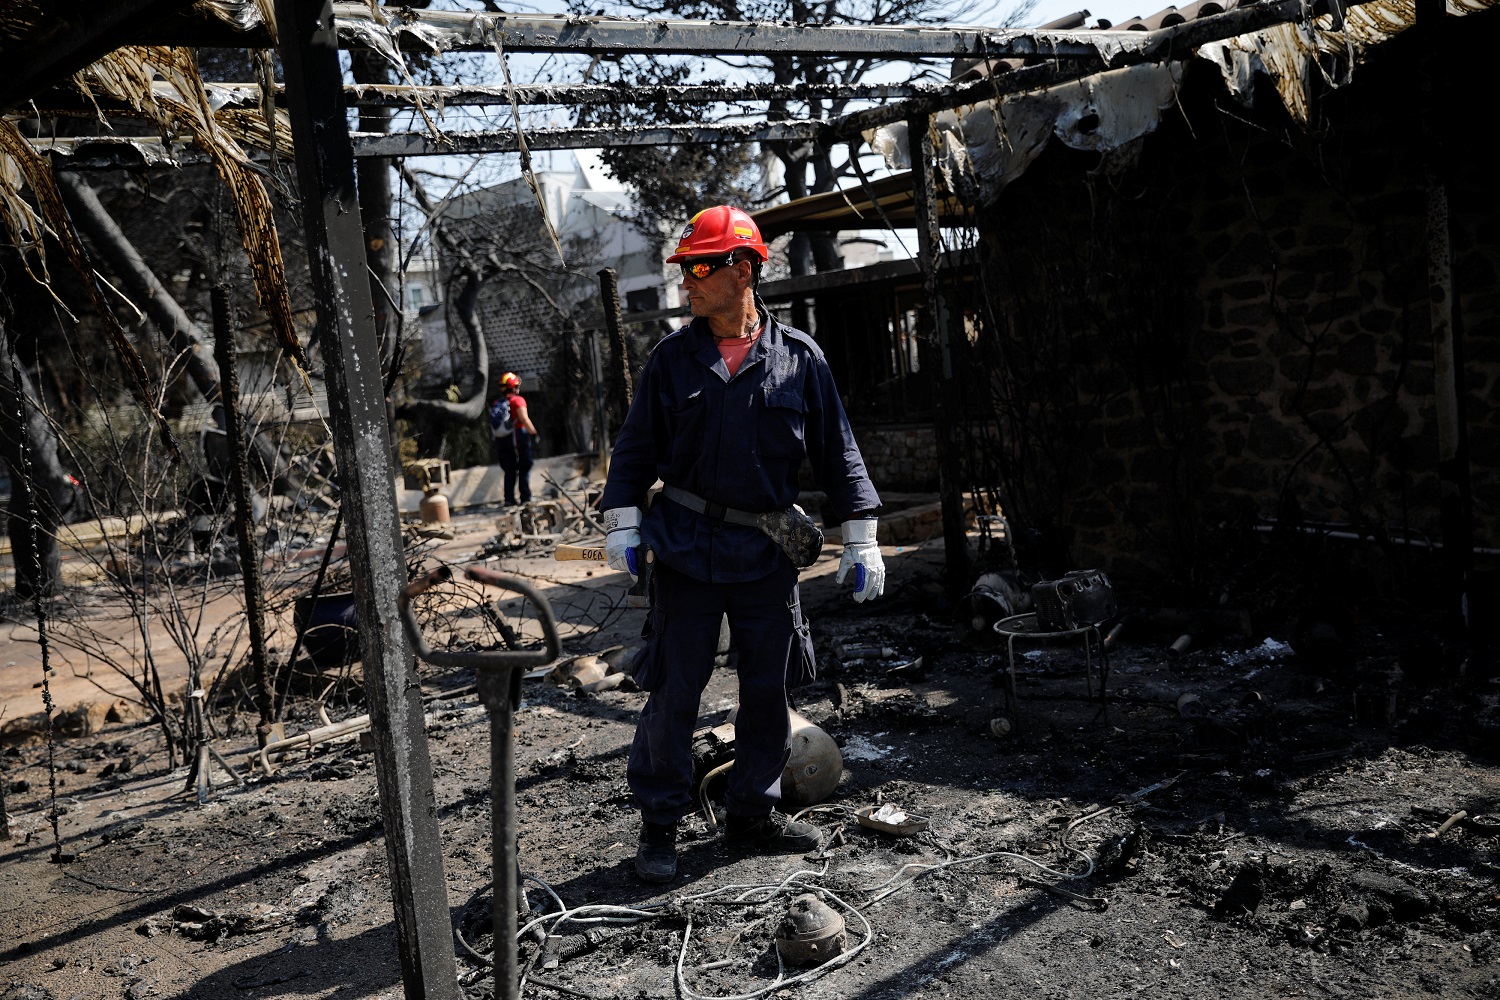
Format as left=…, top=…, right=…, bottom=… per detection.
left=775, top=893, right=847, bottom=966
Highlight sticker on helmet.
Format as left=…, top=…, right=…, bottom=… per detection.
left=733, top=226, right=753, bottom=239
left=680, top=224, right=695, bottom=239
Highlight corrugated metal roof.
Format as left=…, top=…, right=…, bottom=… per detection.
left=750, top=1, right=1495, bottom=235
left=870, top=0, right=1499, bottom=206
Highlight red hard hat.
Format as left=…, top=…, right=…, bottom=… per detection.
left=500, top=372, right=520, bottom=389
left=666, top=205, right=769, bottom=263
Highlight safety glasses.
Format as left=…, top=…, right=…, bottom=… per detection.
left=680, top=254, right=740, bottom=280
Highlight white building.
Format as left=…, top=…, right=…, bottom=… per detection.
left=423, top=152, right=672, bottom=452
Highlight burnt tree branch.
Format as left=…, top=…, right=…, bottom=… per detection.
left=392, top=165, right=489, bottom=424
left=54, top=173, right=321, bottom=498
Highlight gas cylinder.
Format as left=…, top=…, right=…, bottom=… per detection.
left=723, top=706, right=843, bottom=806
left=783, top=710, right=843, bottom=805
left=419, top=487, right=450, bottom=525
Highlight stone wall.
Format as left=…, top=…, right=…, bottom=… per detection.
left=969, top=27, right=1497, bottom=599
left=850, top=424, right=940, bottom=493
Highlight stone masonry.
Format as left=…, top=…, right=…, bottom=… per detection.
left=968, top=22, right=1496, bottom=597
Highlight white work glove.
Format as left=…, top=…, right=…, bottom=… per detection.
left=603, top=507, right=643, bottom=580
left=836, top=518, right=885, bottom=603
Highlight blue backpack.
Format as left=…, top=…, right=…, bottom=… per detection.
left=488, top=397, right=514, bottom=437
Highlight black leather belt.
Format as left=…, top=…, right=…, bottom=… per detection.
left=662, top=484, right=762, bottom=527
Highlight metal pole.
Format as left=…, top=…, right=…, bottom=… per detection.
left=274, top=2, right=458, bottom=997
left=907, top=114, right=970, bottom=596
left=482, top=669, right=521, bottom=1000
left=400, top=567, right=561, bottom=1000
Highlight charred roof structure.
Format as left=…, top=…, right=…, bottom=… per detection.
left=734, top=0, right=1497, bottom=611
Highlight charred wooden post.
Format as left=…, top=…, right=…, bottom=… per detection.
left=209, top=285, right=273, bottom=734
left=1419, top=0, right=1471, bottom=625
left=0, top=312, right=78, bottom=599
left=597, top=266, right=631, bottom=461
left=274, top=2, right=458, bottom=998
left=587, top=329, right=610, bottom=472
left=907, top=114, right=969, bottom=597
left=350, top=50, right=396, bottom=365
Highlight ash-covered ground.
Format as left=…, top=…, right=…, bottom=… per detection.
left=2, top=507, right=1497, bottom=1000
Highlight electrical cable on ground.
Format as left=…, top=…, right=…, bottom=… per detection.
left=476, top=798, right=1129, bottom=1000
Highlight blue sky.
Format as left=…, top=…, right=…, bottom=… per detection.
left=1006, top=0, right=1152, bottom=28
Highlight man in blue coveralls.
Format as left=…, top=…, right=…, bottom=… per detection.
left=599, top=205, right=886, bottom=883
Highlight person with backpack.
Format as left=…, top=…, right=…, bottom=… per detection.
left=488, top=371, right=539, bottom=506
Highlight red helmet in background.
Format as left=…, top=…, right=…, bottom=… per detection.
left=500, top=372, right=521, bottom=389
left=666, top=205, right=769, bottom=263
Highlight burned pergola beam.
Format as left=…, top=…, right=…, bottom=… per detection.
left=0, top=0, right=195, bottom=114
left=126, top=0, right=1330, bottom=61
left=349, top=120, right=830, bottom=158
left=343, top=80, right=952, bottom=107
left=330, top=1, right=1363, bottom=62
left=21, top=77, right=1034, bottom=117
left=29, top=120, right=827, bottom=167
left=830, top=61, right=1083, bottom=141
left=332, top=5, right=1109, bottom=59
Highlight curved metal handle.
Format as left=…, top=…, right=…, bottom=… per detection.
left=398, top=564, right=561, bottom=671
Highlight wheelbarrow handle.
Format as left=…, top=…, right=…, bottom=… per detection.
left=398, top=565, right=561, bottom=670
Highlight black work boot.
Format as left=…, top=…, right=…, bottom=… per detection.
left=635, top=820, right=678, bottom=883
left=723, top=811, right=821, bottom=854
